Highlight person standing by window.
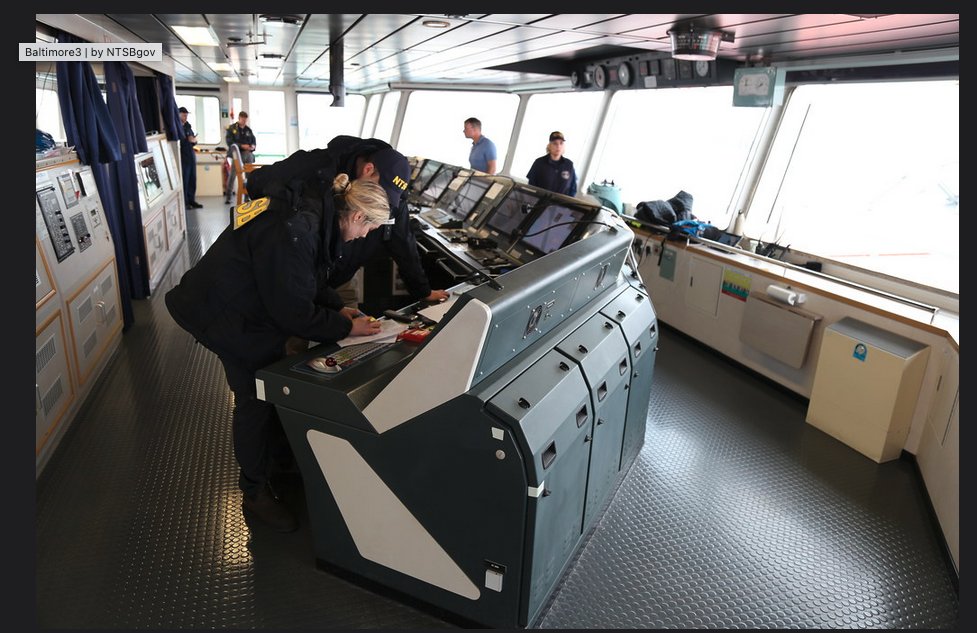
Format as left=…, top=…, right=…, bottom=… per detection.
left=178, top=107, right=203, bottom=209
left=526, top=131, right=577, bottom=197
left=225, top=111, right=256, bottom=203
left=463, top=117, right=497, bottom=175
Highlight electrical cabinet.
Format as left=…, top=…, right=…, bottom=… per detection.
left=137, top=134, right=185, bottom=293
left=35, top=154, right=122, bottom=472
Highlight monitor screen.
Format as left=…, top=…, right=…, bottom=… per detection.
left=444, top=178, right=491, bottom=220
left=419, top=166, right=457, bottom=206
left=139, top=156, right=163, bottom=205
left=410, top=160, right=441, bottom=194
left=521, top=204, right=586, bottom=254
left=486, top=188, right=540, bottom=236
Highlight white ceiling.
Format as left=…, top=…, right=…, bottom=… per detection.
left=75, top=13, right=959, bottom=90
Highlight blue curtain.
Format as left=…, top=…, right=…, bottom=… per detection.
left=102, top=61, right=151, bottom=303
left=104, top=62, right=148, bottom=155
left=55, top=37, right=120, bottom=166
left=54, top=31, right=145, bottom=329
left=134, top=76, right=162, bottom=135
left=157, top=74, right=184, bottom=141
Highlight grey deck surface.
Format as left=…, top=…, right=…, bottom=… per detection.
left=36, top=195, right=959, bottom=628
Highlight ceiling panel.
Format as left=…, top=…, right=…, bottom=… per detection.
left=573, top=14, right=694, bottom=36
left=527, top=14, right=626, bottom=31
left=472, top=14, right=553, bottom=26
left=76, top=13, right=957, bottom=89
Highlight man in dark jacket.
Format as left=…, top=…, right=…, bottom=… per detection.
left=247, top=135, right=449, bottom=304
left=225, top=111, right=256, bottom=203
left=165, top=165, right=384, bottom=533
left=178, top=107, right=203, bottom=208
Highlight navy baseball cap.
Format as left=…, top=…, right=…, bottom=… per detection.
left=368, top=148, right=411, bottom=215
left=178, top=106, right=189, bottom=113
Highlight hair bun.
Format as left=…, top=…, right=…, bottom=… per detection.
left=332, top=172, right=351, bottom=193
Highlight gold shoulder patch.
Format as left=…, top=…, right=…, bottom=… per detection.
left=233, top=197, right=271, bottom=230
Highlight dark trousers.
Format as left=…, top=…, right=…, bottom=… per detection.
left=182, top=157, right=197, bottom=205
left=218, top=355, right=292, bottom=497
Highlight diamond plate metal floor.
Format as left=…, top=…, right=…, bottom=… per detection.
left=36, top=195, right=958, bottom=628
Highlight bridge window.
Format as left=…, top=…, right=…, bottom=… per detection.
left=362, top=94, right=382, bottom=138
left=175, top=94, right=220, bottom=145
left=745, top=80, right=959, bottom=294
left=398, top=90, right=519, bottom=170
left=373, top=92, right=402, bottom=145
left=589, top=86, right=766, bottom=227
left=296, top=93, right=366, bottom=151
left=247, top=90, right=287, bottom=162
left=510, top=91, right=604, bottom=182
left=36, top=85, right=66, bottom=144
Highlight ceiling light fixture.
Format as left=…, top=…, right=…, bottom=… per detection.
left=172, top=25, right=219, bottom=47
left=226, top=32, right=267, bottom=47
left=422, top=19, right=451, bottom=28
left=221, top=75, right=240, bottom=83
left=667, top=24, right=734, bottom=61
left=258, top=14, right=304, bottom=25
left=207, top=61, right=234, bottom=72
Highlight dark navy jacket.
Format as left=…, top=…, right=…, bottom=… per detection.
left=225, top=122, right=256, bottom=151
left=180, top=120, right=196, bottom=164
left=526, top=155, right=577, bottom=197
left=246, top=135, right=432, bottom=299
left=165, top=178, right=350, bottom=371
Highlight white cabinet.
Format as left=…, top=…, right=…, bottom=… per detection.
left=65, top=260, right=123, bottom=387
left=915, top=346, right=959, bottom=572
left=137, top=135, right=187, bottom=293
left=685, top=257, right=722, bottom=316
left=36, top=311, right=75, bottom=454
left=806, top=317, right=929, bottom=463
left=144, top=211, right=168, bottom=282
left=35, top=156, right=121, bottom=472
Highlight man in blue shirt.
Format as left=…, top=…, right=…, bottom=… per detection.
left=526, top=131, right=577, bottom=197
left=463, top=117, right=497, bottom=174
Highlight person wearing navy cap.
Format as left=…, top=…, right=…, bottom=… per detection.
left=178, top=107, right=203, bottom=209
left=246, top=135, right=449, bottom=304
left=165, top=160, right=389, bottom=533
left=526, top=131, right=577, bottom=197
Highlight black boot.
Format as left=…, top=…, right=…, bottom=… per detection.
left=242, top=483, right=298, bottom=533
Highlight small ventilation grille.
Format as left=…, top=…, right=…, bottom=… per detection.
left=42, top=377, right=64, bottom=415
left=83, top=330, right=98, bottom=358
left=105, top=305, right=117, bottom=325
left=101, top=276, right=113, bottom=295
left=78, top=296, right=93, bottom=323
left=36, top=335, right=57, bottom=374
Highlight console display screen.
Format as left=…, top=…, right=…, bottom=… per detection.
left=486, top=188, right=540, bottom=237
left=419, top=166, right=457, bottom=206
left=521, top=204, right=586, bottom=254
left=444, top=178, right=490, bottom=220
left=410, top=160, right=441, bottom=194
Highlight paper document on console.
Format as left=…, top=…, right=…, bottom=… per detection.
left=336, top=318, right=408, bottom=347
left=416, top=298, right=459, bottom=324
